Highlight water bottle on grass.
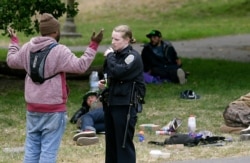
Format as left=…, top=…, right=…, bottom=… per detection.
left=89, top=71, right=99, bottom=91
left=188, top=115, right=196, bottom=137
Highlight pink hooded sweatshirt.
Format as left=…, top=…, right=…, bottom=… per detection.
left=7, top=36, right=99, bottom=113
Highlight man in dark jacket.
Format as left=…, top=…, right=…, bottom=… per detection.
left=141, top=30, right=187, bottom=84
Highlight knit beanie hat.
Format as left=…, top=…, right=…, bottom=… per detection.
left=39, top=13, right=60, bottom=36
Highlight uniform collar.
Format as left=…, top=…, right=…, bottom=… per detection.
left=114, top=45, right=132, bottom=55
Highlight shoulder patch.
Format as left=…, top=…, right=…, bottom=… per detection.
left=124, top=54, right=134, bottom=64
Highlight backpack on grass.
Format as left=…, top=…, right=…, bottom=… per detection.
left=148, top=134, right=200, bottom=147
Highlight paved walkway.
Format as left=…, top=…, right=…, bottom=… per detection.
left=169, top=155, right=250, bottom=163
left=68, top=34, right=250, bottom=62
left=2, top=34, right=250, bottom=62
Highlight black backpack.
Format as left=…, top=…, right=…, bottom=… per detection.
left=148, top=134, right=200, bottom=147
left=29, top=43, right=58, bottom=84
left=148, top=133, right=225, bottom=147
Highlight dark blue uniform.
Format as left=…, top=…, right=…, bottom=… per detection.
left=103, top=45, right=146, bottom=163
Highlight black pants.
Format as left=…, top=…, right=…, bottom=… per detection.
left=151, top=66, right=179, bottom=83
left=104, top=105, right=137, bottom=163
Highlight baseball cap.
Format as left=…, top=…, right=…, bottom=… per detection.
left=83, top=91, right=98, bottom=101
left=146, top=30, right=162, bottom=38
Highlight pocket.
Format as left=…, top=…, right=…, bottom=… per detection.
left=46, top=112, right=66, bottom=131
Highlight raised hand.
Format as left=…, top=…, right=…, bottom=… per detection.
left=91, top=29, right=104, bottom=44
left=7, top=27, right=17, bottom=38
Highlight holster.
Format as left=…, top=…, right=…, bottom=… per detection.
left=134, top=90, right=145, bottom=113
left=99, top=88, right=109, bottom=111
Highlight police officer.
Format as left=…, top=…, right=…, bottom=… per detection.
left=99, top=25, right=146, bottom=163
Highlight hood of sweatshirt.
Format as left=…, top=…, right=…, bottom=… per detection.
left=29, top=36, right=57, bottom=53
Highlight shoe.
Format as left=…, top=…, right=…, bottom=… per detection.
left=240, top=126, right=250, bottom=134
left=76, top=137, right=99, bottom=146
left=180, top=90, right=200, bottom=99
left=73, top=130, right=96, bottom=141
left=177, top=68, right=186, bottom=84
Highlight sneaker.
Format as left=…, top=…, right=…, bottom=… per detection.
left=73, top=130, right=96, bottom=141
left=180, top=90, right=200, bottom=99
left=76, top=137, right=99, bottom=146
left=240, top=126, right=250, bottom=134
left=177, top=68, right=186, bottom=84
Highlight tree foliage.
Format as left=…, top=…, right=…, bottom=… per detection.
left=0, top=0, right=78, bottom=36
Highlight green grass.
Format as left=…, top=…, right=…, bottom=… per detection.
left=1, top=58, right=250, bottom=162
left=0, top=49, right=7, bottom=60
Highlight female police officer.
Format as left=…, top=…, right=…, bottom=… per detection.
left=99, top=25, right=146, bottom=163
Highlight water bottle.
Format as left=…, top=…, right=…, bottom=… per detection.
left=89, top=71, right=99, bottom=91
left=188, top=115, right=196, bottom=134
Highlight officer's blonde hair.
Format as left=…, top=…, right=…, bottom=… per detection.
left=113, top=25, right=136, bottom=44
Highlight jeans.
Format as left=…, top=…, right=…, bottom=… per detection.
left=81, top=108, right=105, bottom=133
left=23, top=111, right=67, bottom=163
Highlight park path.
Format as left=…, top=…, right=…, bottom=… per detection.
left=2, top=34, right=250, bottom=62
left=68, top=34, right=250, bottom=62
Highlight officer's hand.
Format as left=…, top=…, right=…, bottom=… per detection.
left=91, top=29, right=104, bottom=44
left=104, top=47, right=114, bottom=57
left=98, top=80, right=106, bottom=90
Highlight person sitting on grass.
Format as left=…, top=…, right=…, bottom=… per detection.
left=141, top=30, right=187, bottom=84
left=70, top=91, right=105, bottom=146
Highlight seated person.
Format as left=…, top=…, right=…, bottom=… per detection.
left=141, top=30, right=187, bottom=84
left=70, top=91, right=105, bottom=146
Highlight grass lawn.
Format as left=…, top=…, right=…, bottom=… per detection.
left=1, top=58, right=250, bottom=162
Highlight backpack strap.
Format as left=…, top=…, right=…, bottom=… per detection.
left=44, top=43, right=60, bottom=80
